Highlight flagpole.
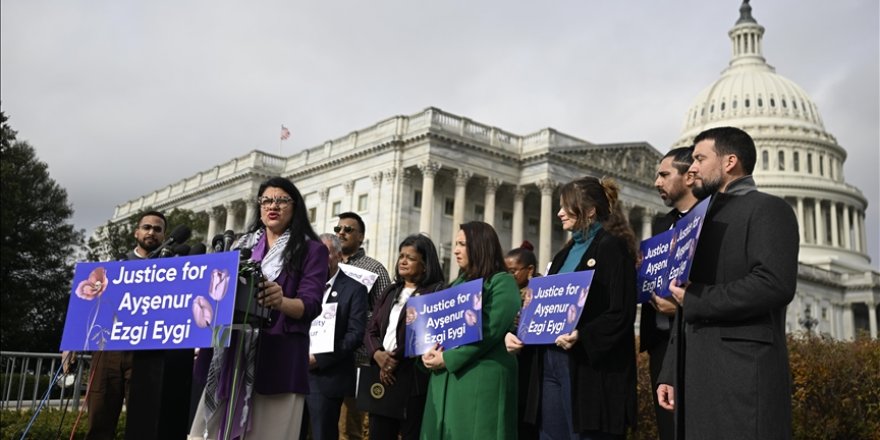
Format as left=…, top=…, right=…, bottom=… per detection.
left=279, top=124, right=283, bottom=155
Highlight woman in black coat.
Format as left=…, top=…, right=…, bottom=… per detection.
left=506, top=176, right=638, bottom=439
left=360, top=234, right=445, bottom=440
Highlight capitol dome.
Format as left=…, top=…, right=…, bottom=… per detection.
left=673, top=0, right=871, bottom=272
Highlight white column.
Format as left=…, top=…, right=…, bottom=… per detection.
left=813, top=199, right=824, bottom=245
left=418, top=161, right=441, bottom=235
left=537, top=179, right=557, bottom=272
left=853, top=209, right=863, bottom=252
left=829, top=202, right=839, bottom=247
left=483, top=178, right=501, bottom=227
left=244, top=201, right=256, bottom=231
left=449, top=170, right=472, bottom=281
left=869, top=304, right=878, bottom=339
left=842, top=205, right=852, bottom=250
left=317, top=188, right=330, bottom=231
left=843, top=304, right=855, bottom=340
left=859, top=211, right=868, bottom=254
left=206, top=208, right=220, bottom=246
left=343, top=180, right=355, bottom=212
left=796, top=197, right=805, bottom=244
left=511, top=186, right=526, bottom=248
left=369, top=172, right=383, bottom=246
left=383, top=169, right=399, bottom=264
left=224, top=202, right=236, bottom=233
left=641, top=209, right=654, bottom=240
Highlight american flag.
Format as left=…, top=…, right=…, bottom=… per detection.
left=280, top=125, right=291, bottom=141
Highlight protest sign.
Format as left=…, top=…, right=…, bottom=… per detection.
left=636, top=196, right=710, bottom=303
left=339, top=263, right=378, bottom=293
left=309, top=302, right=338, bottom=354
left=60, top=252, right=239, bottom=351
left=404, top=278, right=483, bottom=357
left=516, top=271, right=594, bottom=345
left=637, top=229, right=675, bottom=303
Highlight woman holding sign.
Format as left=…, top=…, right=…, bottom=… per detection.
left=506, top=177, right=637, bottom=439
left=360, top=234, right=445, bottom=440
left=421, top=221, right=520, bottom=439
left=190, top=177, right=327, bottom=440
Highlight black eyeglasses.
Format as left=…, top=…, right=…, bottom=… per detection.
left=257, top=196, right=293, bottom=208
left=333, top=225, right=357, bottom=234
left=138, top=224, right=164, bottom=233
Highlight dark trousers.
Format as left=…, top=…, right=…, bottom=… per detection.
left=86, top=351, right=133, bottom=440
left=648, top=332, right=675, bottom=440
left=368, top=393, right=426, bottom=440
left=124, top=349, right=193, bottom=440
left=305, top=392, right=344, bottom=440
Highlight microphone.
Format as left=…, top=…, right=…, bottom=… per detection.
left=239, top=248, right=253, bottom=261
left=211, top=234, right=225, bottom=253
left=149, top=225, right=192, bottom=258
left=223, top=230, right=236, bottom=252
left=172, top=244, right=191, bottom=256
left=189, top=243, right=207, bottom=255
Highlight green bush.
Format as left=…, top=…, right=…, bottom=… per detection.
left=630, top=335, right=880, bottom=440
left=789, top=334, right=880, bottom=440
left=0, top=408, right=126, bottom=440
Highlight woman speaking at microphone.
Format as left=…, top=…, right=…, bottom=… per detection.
left=420, top=221, right=520, bottom=439
left=190, top=176, right=327, bottom=440
left=505, top=176, right=637, bottom=439
left=361, top=234, right=445, bottom=439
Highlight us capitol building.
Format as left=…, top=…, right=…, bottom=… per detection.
left=108, top=2, right=878, bottom=340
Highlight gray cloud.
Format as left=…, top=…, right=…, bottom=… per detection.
left=2, top=0, right=877, bottom=266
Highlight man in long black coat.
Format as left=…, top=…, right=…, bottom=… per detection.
left=641, top=146, right=697, bottom=440
left=657, top=126, right=798, bottom=440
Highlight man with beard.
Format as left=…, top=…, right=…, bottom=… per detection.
left=334, top=212, right=391, bottom=440
left=657, top=127, right=798, bottom=439
left=84, top=210, right=166, bottom=440
left=640, top=146, right=697, bottom=440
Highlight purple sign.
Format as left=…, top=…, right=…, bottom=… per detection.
left=404, top=279, right=483, bottom=357
left=516, top=271, right=594, bottom=345
left=637, top=229, right=676, bottom=303
left=636, top=197, right=710, bottom=303
left=60, top=252, right=240, bottom=351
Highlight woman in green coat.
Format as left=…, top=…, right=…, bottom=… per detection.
left=420, top=221, right=520, bottom=439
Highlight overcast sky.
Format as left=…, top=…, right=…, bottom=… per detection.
left=2, top=0, right=877, bottom=267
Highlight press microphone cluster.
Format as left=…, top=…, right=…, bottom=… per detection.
left=211, top=230, right=237, bottom=253
left=149, top=225, right=193, bottom=258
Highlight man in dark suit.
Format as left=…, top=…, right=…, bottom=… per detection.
left=640, top=146, right=697, bottom=440
left=305, top=233, right=368, bottom=440
left=658, top=127, right=798, bottom=439
left=78, top=210, right=166, bottom=440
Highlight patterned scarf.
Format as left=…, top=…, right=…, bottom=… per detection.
left=202, top=228, right=289, bottom=438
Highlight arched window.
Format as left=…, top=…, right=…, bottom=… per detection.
left=778, top=151, right=785, bottom=171
left=762, top=150, right=769, bottom=171
left=793, top=151, right=800, bottom=172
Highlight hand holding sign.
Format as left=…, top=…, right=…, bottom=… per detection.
left=421, top=344, right=445, bottom=370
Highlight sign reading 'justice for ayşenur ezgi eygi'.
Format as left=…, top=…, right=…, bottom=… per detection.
left=60, top=252, right=240, bottom=351
left=516, top=271, right=594, bottom=345
left=636, top=197, right=710, bottom=303
left=404, top=278, right=484, bottom=357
